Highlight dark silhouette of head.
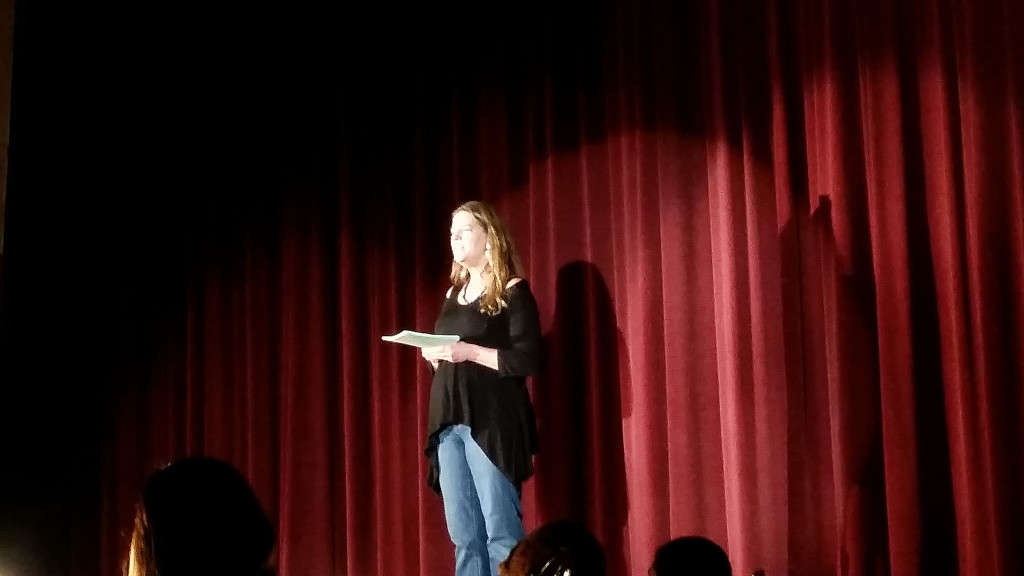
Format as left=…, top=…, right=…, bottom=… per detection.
left=125, top=457, right=275, bottom=576
left=649, top=536, right=732, bottom=576
left=499, top=520, right=606, bottom=576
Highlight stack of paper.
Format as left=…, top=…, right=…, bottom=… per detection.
left=381, top=330, right=460, bottom=348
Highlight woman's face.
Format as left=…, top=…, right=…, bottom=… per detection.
left=450, top=210, right=488, bottom=268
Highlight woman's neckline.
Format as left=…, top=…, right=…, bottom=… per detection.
left=456, top=282, right=483, bottom=306
left=452, top=277, right=523, bottom=306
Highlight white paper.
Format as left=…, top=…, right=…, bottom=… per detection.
left=381, top=330, right=460, bottom=349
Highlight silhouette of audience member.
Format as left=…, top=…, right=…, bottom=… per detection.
left=499, top=520, right=606, bottom=576
left=649, top=536, right=732, bottom=576
left=124, top=457, right=276, bottom=576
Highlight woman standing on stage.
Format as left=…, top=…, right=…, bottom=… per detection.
left=421, top=200, right=542, bottom=576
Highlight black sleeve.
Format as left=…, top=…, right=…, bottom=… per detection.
left=497, top=281, right=542, bottom=378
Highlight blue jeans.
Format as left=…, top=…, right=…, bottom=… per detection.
left=437, top=424, right=525, bottom=576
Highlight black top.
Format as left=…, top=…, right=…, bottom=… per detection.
left=424, top=280, right=542, bottom=493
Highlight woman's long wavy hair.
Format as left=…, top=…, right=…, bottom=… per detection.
left=449, top=201, right=524, bottom=315
left=126, top=504, right=158, bottom=576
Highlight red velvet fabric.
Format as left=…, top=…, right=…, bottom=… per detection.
left=5, top=1, right=1019, bottom=576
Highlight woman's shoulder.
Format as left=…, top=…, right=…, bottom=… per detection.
left=504, top=277, right=535, bottom=302
left=506, top=277, right=535, bottom=294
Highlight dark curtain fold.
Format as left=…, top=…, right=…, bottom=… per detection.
left=1, top=1, right=1022, bottom=576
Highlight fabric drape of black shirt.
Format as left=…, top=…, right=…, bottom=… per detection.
left=424, top=280, right=541, bottom=493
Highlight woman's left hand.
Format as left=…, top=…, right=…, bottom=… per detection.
left=427, top=342, right=476, bottom=364
left=448, top=342, right=476, bottom=363
left=426, top=342, right=498, bottom=370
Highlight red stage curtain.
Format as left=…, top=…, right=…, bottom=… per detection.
left=80, top=1, right=1023, bottom=576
